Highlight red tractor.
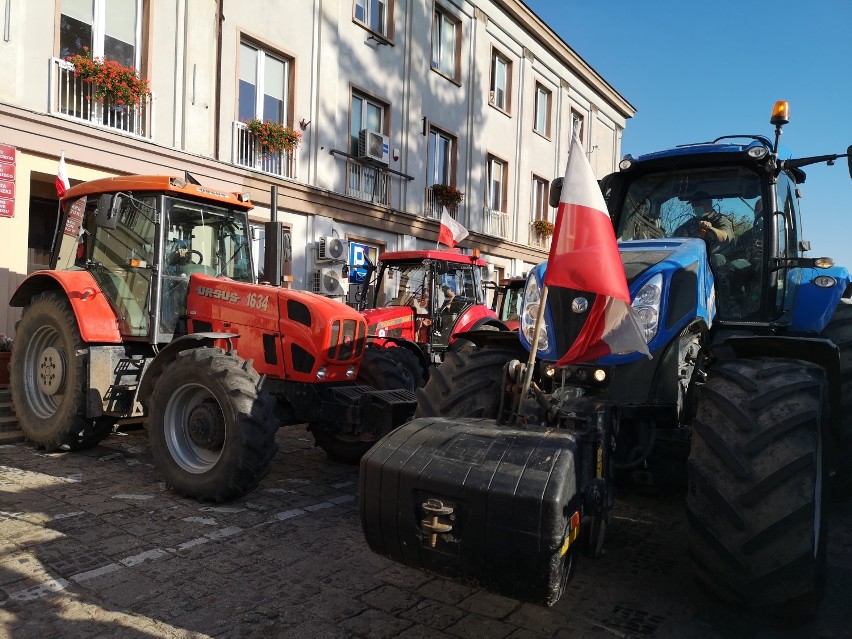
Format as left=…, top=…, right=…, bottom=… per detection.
left=489, top=276, right=525, bottom=331
left=8, top=175, right=416, bottom=500
left=355, top=249, right=508, bottom=388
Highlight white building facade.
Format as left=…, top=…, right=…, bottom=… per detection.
left=0, top=0, right=634, bottom=335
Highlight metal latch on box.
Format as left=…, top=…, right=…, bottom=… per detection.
left=421, top=498, right=454, bottom=547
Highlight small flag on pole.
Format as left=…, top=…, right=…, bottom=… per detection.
left=438, top=207, right=469, bottom=249
left=56, top=151, right=70, bottom=200
left=544, top=134, right=650, bottom=365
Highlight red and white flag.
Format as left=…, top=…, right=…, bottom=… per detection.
left=438, top=207, right=469, bottom=249
left=56, top=151, right=70, bottom=200
left=544, top=134, right=650, bottom=365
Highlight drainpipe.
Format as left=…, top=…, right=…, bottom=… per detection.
left=214, top=0, right=224, bottom=159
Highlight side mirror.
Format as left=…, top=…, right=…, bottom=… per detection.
left=847, top=145, right=852, bottom=179
left=95, top=193, right=121, bottom=229
left=549, top=178, right=563, bottom=208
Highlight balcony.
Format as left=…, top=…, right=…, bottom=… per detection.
left=345, top=159, right=390, bottom=205
left=49, top=57, right=153, bottom=138
left=424, top=186, right=460, bottom=221
left=232, top=121, right=297, bottom=179
left=483, top=206, right=510, bottom=239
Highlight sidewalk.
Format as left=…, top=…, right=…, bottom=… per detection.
left=2, top=423, right=851, bottom=638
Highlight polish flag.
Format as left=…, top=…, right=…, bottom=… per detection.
left=56, top=151, right=70, bottom=200
left=544, top=134, right=650, bottom=365
left=438, top=207, right=469, bottom=249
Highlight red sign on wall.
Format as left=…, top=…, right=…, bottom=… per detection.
left=0, top=144, right=13, bottom=219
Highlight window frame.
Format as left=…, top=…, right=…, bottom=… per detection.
left=59, top=0, right=144, bottom=70
left=534, top=83, right=552, bottom=138
left=350, top=89, right=389, bottom=156
left=570, top=108, right=585, bottom=144
left=238, top=39, right=294, bottom=127
left=487, top=154, right=508, bottom=212
left=532, top=175, right=550, bottom=221
left=353, top=0, right=393, bottom=40
left=427, top=126, right=456, bottom=187
left=431, top=4, right=461, bottom=82
left=489, top=48, right=511, bottom=113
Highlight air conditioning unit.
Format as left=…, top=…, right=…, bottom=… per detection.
left=358, top=128, right=390, bottom=165
left=313, top=267, right=345, bottom=297
left=317, top=236, right=347, bottom=262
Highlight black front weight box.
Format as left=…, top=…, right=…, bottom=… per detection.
left=359, top=416, right=584, bottom=606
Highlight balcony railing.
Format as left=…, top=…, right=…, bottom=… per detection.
left=345, top=159, right=390, bottom=205
left=529, top=222, right=552, bottom=249
left=424, top=186, right=460, bottom=221
left=483, top=206, right=510, bottom=239
left=232, top=121, right=297, bottom=179
left=49, top=57, right=153, bottom=138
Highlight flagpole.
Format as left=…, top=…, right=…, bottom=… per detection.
left=515, top=283, right=549, bottom=421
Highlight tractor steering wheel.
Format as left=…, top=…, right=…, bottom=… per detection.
left=188, top=250, right=204, bottom=265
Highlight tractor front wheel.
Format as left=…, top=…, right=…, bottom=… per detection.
left=415, top=342, right=524, bottom=418
left=822, top=302, right=852, bottom=496
left=12, top=291, right=113, bottom=451
left=146, top=348, right=278, bottom=502
left=687, top=357, right=827, bottom=622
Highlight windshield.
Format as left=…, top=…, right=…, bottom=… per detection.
left=616, top=166, right=765, bottom=320
left=164, top=197, right=252, bottom=282
left=378, top=261, right=480, bottom=310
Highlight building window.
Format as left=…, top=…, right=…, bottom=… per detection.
left=60, top=0, right=143, bottom=69
left=490, top=50, right=510, bottom=112
left=534, top=84, right=551, bottom=137
left=532, top=176, right=549, bottom=221
left=350, top=92, right=387, bottom=156
left=570, top=109, right=585, bottom=143
left=487, top=156, right=507, bottom=211
left=428, top=127, right=455, bottom=186
left=431, top=5, right=460, bottom=80
left=354, top=0, right=390, bottom=37
left=239, top=41, right=291, bottom=126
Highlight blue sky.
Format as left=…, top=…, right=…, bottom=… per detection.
left=526, top=0, right=852, bottom=268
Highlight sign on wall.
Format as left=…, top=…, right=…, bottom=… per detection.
left=349, top=241, right=371, bottom=284
left=0, top=144, right=15, bottom=218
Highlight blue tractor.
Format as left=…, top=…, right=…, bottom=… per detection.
left=359, top=102, right=852, bottom=621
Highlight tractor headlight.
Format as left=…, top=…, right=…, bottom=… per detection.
left=521, top=273, right=550, bottom=351
left=632, top=273, right=663, bottom=343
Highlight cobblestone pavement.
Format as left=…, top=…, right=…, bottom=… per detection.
left=1, top=424, right=851, bottom=639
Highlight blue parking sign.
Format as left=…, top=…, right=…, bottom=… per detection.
left=349, top=241, right=370, bottom=284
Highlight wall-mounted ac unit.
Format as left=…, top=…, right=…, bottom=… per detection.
left=358, top=128, right=390, bottom=165
left=317, top=236, right=347, bottom=262
left=313, top=267, right=345, bottom=297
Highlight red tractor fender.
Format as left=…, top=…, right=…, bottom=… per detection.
left=9, top=271, right=122, bottom=343
left=451, top=306, right=503, bottom=342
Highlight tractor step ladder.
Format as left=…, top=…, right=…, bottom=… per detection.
left=0, top=388, right=23, bottom=444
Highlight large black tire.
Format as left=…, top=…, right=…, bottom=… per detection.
left=687, top=357, right=827, bottom=622
left=415, top=342, right=524, bottom=418
left=311, top=346, right=424, bottom=464
left=822, top=302, right=852, bottom=496
left=145, top=348, right=278, bottom=502
left=11, top=291, right=114, bottom=451
left=360, top=345, right=425, bottom=392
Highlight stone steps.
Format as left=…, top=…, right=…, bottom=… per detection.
left=0, top=388, right=23, bottom=444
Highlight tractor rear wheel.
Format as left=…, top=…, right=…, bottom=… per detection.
left=11, top=291, right=113, bottom=451
left=311, top=346, right=423, bottom=463
left=687, top=357, right=827, bottom=622
left=415, top=342, right=523, bottom=418
left=145, top=348, right=278, bottom=502
left=822, top=302, right=852, bottom=496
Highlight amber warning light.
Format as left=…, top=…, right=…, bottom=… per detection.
left=770, top=100, right=790, bottom=126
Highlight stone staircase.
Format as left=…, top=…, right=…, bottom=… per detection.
left=0, top=388, right=23, bottom=444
